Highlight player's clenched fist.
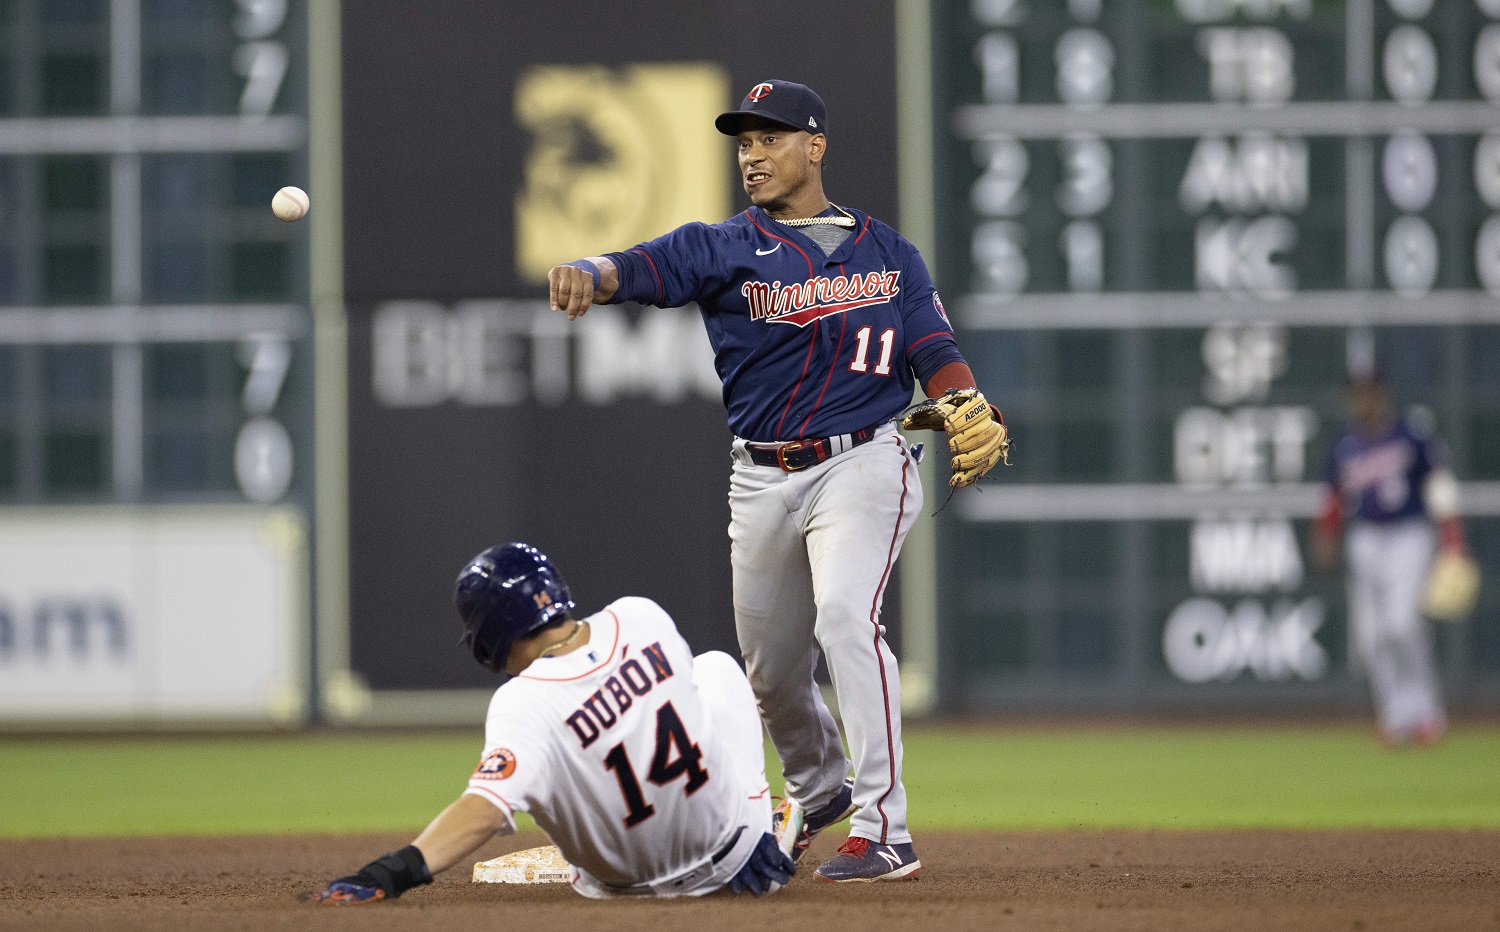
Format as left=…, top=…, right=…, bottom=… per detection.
left=548, top=256, right=619, bottom=320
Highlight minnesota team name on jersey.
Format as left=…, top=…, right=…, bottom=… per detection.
left=741, top=270, right=902, bottom=327
left=564, top=641, right=675, bottom=749
left=1340, top=442, right=1413, bottom=493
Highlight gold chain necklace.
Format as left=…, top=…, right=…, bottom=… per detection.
left=774, top=202, right=857, bottom=229
left=539, top=621, right=589, bottom=659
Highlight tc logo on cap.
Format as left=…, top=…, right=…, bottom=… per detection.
left=749, top=82, right=773, bottom=101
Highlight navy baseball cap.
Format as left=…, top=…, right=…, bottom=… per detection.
left=715, top=80, right=828, bottom=137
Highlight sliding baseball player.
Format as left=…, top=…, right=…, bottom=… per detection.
left=308, top=543, right=796, bottom=903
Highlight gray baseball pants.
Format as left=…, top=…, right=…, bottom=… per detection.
left=727, top=423, right=921, bottom=845
left=1347, top=518, right=1445, bottom=739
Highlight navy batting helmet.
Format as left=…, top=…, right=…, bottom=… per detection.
left=454, top=543, right=576, bottom=672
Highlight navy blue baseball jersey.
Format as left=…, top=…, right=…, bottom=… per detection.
left=605, top=206, right=962, bottom=442
left=1324, top=419, right=1446, bottom=523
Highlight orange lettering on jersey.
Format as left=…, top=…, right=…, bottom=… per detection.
left=566, top=710, right=601, bottom=748
left=642, top=642, right=674, bottom=682
left=474, top=747, right=517, bottom=780
left=604, top=675, right=634, bottom=713
left=619, top=659, right=653, bottom=695
left=583, top=690, right=618, bottom=728
left=562, top=643, right=677, bottom=749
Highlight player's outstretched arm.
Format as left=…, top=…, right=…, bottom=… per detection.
left=412, top=793, right=511, bottom=874
left=307, top=793, right=508, bottom=905
left=548, top=256, right=619, bottom=320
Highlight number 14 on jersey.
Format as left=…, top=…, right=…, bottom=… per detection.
left=602, top=702, right=710, bottom=828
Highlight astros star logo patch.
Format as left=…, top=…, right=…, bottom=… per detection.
left=474, top=748, right=517, bottom=780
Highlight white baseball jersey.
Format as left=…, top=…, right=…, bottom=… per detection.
left=462, top=597, right=771, bottom=897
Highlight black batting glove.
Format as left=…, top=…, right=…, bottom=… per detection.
left=307, top=845, right=432, bottom=905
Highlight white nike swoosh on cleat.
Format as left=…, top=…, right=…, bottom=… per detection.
left=756, top=244, right=781, bottom=255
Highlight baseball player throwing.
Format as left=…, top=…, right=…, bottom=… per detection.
left=308, top=543, right=796, bottom=903
left=1313, top=374, right=1477, bottom=746
left=548, top=80, right=1008, bottom=882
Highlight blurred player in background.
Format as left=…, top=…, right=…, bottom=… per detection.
left=546, top=80, right=1009, bottom=882
left=1313, top=373, right=1478, bottom=747
left=309, top=543, right=794, bottom=904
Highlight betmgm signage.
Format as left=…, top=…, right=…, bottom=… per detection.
left=371, top=64, right=733, bottom=411
left=512, top=64, right=730, bottom=285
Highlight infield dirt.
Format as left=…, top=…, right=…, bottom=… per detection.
left=2, top=830, right=1497, bottom=931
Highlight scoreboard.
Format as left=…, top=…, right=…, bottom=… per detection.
left=0, top=0, right=309, bottom=507
left=929, top=0, right=1500, bottom=707
left=0, top=0, right=311, bottom=724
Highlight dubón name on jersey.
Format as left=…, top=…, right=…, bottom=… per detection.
left=564, top=641, right=676, bottom=748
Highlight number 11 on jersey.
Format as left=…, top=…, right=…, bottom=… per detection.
left=850, top=326, right=894, bottom=376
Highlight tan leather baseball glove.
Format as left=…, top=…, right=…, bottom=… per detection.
left=1423, top=550, right=1480, bottom=621
left=900, top=388, right=1011, bottom=488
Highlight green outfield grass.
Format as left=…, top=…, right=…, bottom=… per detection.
left=2, top=724, right=1498, bottom=838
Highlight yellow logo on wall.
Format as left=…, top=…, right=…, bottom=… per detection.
left=515, top=64, right=731, bottom=284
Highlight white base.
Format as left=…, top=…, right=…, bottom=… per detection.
left=472, top=845, right=573, bottom=884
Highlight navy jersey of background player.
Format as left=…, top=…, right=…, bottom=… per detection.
left=1325, top=417, right=1448, bottom=523
left=604, top=210, right=961, bottom=443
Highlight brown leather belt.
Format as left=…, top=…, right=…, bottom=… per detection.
left=746, top=423, right=883, bottom=472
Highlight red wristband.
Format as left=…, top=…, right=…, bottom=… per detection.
left=1315, top=489, right=1342, bottom=542
left=1438, top=516, right=1467, bottom=554
left=923, top=361, right=976, bottom=398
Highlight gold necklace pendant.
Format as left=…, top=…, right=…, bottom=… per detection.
left=540, top=621, right=588, bottom=659
left=776, top=203, right=857, bottom=229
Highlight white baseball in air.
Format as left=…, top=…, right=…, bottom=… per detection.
left=272, top=186, right=310, bottom=222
